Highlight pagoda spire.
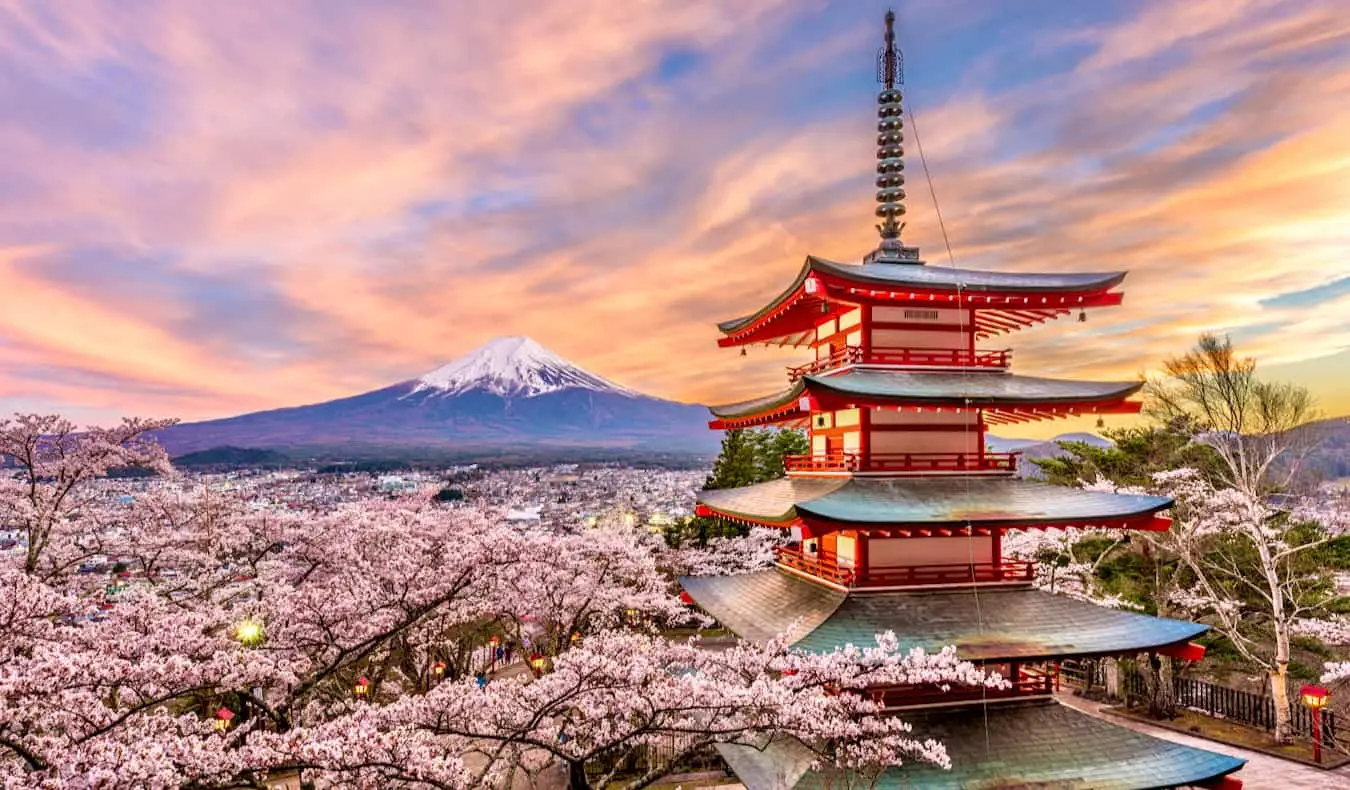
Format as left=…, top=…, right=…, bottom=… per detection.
left=868, top=9, right=922, bottom=264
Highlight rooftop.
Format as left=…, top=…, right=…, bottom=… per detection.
left=717, top=257, right=1127, bottom=335
left=708, top=370, right=1144, bottom=427
left=718, top=699, right=1245, bottom=790
left=696, top=476, right=1171, bottom=529
left=681, top=569, right=1204, bottom=660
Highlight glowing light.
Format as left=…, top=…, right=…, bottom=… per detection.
left=234, top=619, right=263, bottom=645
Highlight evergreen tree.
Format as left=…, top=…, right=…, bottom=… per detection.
left=687, top=428, right=809, bottom=547
left=1033, top=422, right=1219, bottom=488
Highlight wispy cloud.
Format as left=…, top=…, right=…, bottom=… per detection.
left=0, top=0, right=1345, bottom=432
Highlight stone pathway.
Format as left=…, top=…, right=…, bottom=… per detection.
left=1057, top=693, right=1350, bottom=789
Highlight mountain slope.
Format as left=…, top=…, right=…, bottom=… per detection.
left=156, top=337, right=716, bottom=457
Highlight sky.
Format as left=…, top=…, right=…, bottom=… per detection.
left=0, top=0, right=1347, bottom=440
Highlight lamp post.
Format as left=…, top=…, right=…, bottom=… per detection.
left=1299, top=684, right=1329, bottom=763
left=529, top=653, right=547, bottom=677
left=353, top=676, right=371, bottom=700
left=214, top=707, right=234, bottom=732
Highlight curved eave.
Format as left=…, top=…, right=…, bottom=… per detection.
left=811, top=256, right=1127, bottom=294
left=679, top=570, right=1207, bottom=663
left=708, top=373, right=1145, bottom=428
left=806, top=371, right=1144, bottom=407
left=696, top=477, right=1173, bottom=530
left=717, top=700, right=1245, bottom=790
left=716, top=257, right=1129, bottom=347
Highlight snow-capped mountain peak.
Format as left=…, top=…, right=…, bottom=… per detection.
left=410, top=336, right=638, bottom=398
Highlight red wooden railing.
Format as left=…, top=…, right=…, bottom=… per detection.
left=774, top=545, right=1035, bottom=588
left=867, top=666, right=1056, bottom=709
left=783, top=451, right=1019, bottom=475
left=788, top=346, right=1011, bottom=379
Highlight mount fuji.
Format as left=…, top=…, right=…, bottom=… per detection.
left=155, top=337, right=717, bottom=458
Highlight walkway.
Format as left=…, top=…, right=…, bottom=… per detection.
left=1057, top=693, right=1350, bottom=789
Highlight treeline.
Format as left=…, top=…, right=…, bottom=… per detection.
left=663, top=428, right=808, bottom=548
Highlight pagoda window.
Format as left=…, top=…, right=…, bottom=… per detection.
left=834, top=409, right=861, bottom=428
left=815, top=318, right=839, bottom=342
left=839, top=307, right=862, bottom=330
left=813, top=413, right=834, bottom=430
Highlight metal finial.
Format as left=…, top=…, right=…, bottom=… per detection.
left=867, top=10, right=919, bottom=263
left=877, top=10, right=903, bottom=89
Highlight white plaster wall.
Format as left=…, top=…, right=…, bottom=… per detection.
left=869, top=536, right=993, bottom=567
left=870, top=430, right=979, bottom=454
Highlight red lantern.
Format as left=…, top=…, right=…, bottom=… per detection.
left=214, top=707, right=234, bottom=732
left=431, top=661, right=446, bottom=677
left=1157, top=641, right=1206, bottom=662
left=1300, top=684, right=1330, bottom=763
left=529, top=654, right=547, bottom=675
left=353, top=676, right=371, bottom=698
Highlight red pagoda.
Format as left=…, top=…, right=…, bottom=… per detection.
left=681, top=11, right=1247, bottom=789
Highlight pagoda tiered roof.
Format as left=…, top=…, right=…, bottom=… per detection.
left=695, top=476, right=1171, bottom=530
left=680, top=569, right=1204, bottom=660
left=718, top=699, right=1245, bottom=790
left=708, top=370, right=1143, bottom=428
left=717, top=256, right=1127, bottom=347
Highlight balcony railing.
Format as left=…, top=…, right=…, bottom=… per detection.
left=867, top=665, right=1056, bottom=709
left=788, top=346, right=1011, bottom=379
left=783, top=451, right=1019, bottom=475
left=774, top=545, right=1035, bottom=589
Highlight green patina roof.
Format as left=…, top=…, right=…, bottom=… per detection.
left=680, top=570, right=1206, bottom=660
left=718, top=699, right=1244, bottom=790
left=709, top=371, right=1142, bottom=420
left=717, top=257, right=1127, bottom=334
left=696, top=477, right=1171, bottom=527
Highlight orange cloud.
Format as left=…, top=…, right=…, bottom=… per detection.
left=0, top=0, right=1344, bottom=442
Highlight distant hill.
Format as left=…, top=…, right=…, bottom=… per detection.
left=154, top=337, right=718, bottom=458
left=986, top=432, right=1113, bottom=478
left=172, top=446, right=290, bottom=468
left=1303, top=417, right=1350, bottom=482
left=991, top=419, right=1350, bottom=482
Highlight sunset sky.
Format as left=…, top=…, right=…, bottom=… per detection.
left=0, top=0, right=1346, bottom=440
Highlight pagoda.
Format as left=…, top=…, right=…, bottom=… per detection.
left=681, top=11, right=1247, bottom=790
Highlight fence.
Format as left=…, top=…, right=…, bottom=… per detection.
left=1118, top=663, right=1339, bottom=748
left=1059, top=658, right=1105, bottom=691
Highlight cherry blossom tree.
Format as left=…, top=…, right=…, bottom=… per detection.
left=1000, top=523, right=1138, bottom=611
left=664, top=526, right=785, bottom=577
left=1153, top=468, right=1346, bottom=740
left=0, top=413, right=998, bottom=788
left=358, top=630, right=1002, bottom=790
left=0, top=414, right=176, bottom=574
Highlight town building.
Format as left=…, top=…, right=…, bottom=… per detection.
left=681, top=11, right=1246, bottom=789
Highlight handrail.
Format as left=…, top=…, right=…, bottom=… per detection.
left=868, top=666, right=1056, bottom=708
left=788, top=346, right=1011, bottom=379
left=783, top=451, right=1019, bottom=474
left=774, top=546, right=1035, bottom=588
